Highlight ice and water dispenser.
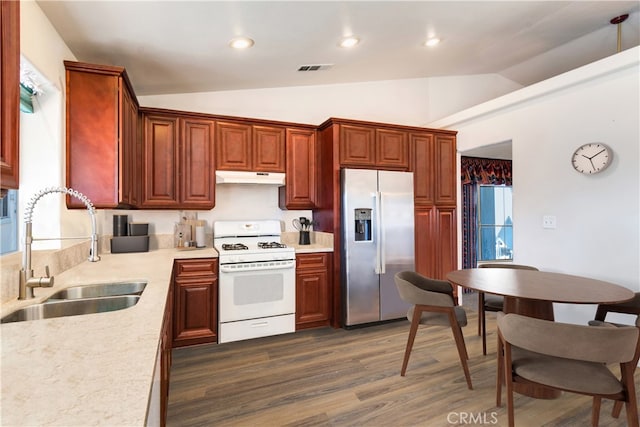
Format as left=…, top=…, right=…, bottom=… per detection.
left=354, top=209, right=372, bottom=241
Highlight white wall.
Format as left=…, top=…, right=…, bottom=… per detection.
left=432, top=47, right=640, bottom=325
left=19, top=0, right=86, bottom=249
left=139, top=73, right=520, bottom=127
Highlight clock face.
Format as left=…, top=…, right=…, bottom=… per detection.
left=571, top=143, right=612, bottom=174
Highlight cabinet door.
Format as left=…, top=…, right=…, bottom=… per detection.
left=160, top=282, right=173, bottom=426
left=120, top=87, right=139, bottom=206
left=173, top=259, right=218, bottom=347
left=216, top=121, right=251, bottom=171
left=180, top=118, right=215, bottom=208
left=253, top=125, right=285, bottom=172
left=412, top=132, right=434, bottom=206
left=296, top=253, right=331, bottom=330
left=339, top=124, right=375, bottom=167
left=66, top=69, right=120, bottom=208
left=414, top=206, right=436, bottom=278
left=435, top=134, right=457, bottom=205
left=280, top=128, right=316, bottom=209
left=142, top=115, right=180, bottom=208
left=0, top=1, right=20, bottom=190
left=376, top=129, right=408, bottom=169
left=436, top=206, right=457, bottom=281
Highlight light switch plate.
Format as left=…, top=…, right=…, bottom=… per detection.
left=543, top=215, right=557, bottom=229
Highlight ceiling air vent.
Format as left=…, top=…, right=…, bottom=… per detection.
left=297, top=64, right=333, bottom=72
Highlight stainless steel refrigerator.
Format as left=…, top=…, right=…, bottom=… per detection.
left=341, top=168, right=415, bottom=326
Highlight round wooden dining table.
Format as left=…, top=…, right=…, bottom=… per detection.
left=446, top=268, right=635, bottom=399
left=447, top=268, right=635, bottom=321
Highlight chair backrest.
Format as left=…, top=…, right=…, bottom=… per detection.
left=498, top=312, right=638, bottom=364
left=478, top=263, right=539, bottom=271
left=394, top=271, right=455, bottom=308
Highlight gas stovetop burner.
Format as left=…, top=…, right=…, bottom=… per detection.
left=258, top=241, right=287, bottom=249
left=222, top=243, right=249, bottom=251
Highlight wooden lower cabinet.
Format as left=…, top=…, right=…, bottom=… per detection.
left=415, top=206, right=457, bottom=299
left=160, top=281, right=173, bottom=426
left=172, top=258, right=218, bottom=347
left=296, top=253, right=332, bottom=330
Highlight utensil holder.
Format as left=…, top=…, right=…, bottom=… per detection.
left=299, top=231, right=310, bottom=245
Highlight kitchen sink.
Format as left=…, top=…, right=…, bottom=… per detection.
left=44, top=281, right=147, bottom=301
left=1, top=295, right=141, bottom=324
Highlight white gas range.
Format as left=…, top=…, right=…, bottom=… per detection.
left=213, top=220, right=296, bottom=343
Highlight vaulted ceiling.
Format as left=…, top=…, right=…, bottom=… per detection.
left=37, top=1, right=640, bottom=96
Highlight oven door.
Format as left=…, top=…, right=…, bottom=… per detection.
left=218, top=259, right=296, bottom=323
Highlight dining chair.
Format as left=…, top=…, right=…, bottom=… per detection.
left=496, top=312, right=639, bottom=427
left=394, top=271, right=473, bottom=390
left=477, top=263, right=539, bottom=355
left=588, top=292, right=640, bottom=420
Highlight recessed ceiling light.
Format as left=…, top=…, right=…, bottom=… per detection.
left=339, top=36, right=360, bottom=48
left=229, top=37, right=254, bottom=49
left=424, top=37, right=441, bottom=47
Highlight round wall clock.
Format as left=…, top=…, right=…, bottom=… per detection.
left=571, top=143, right=613, bottom=174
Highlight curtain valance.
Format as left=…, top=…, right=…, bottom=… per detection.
left=461, top=156, right=512, bottom=186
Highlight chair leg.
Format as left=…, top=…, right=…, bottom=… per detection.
left=449, top=310, right=473, bottom=390
left=504, top=344, right=515, bottom=427
left=621, top=362, right=639, bottom=427
left=591, top=397, right=601, bottom=427
left=478, top=292, right=484, bottom=336
left=481, top=303, right=488, bottom=356
left=496, top=334, right=504, bottom=407
left=400, top=307, right=422, bottom=376
left=611, top=400, right=623, bottom=418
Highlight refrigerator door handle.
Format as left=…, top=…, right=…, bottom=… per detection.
left=374, top=191, right=384, bottom=274
left=379, top=191, right=386, bottom=274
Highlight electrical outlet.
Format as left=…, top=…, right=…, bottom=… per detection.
left=543, top=215, right=557, bottom=229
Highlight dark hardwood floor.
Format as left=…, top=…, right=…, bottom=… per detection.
left=167, top=302, right=638, bottom=426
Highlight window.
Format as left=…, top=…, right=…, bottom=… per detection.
left=0, top=190, right=18, bottom=255
left=477, top=185, right=512, bottom=261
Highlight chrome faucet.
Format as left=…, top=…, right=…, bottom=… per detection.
left=19, top=187, right=100, bottom=300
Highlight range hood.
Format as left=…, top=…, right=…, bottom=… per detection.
left=215, top=170, right=286, bottom=185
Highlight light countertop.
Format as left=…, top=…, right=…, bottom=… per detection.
left=0, top=237, right=333, bottom=426
left=0, top=248, right=216, bottom=426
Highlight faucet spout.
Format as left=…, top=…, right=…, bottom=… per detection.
left=19, top=187, right=100, bottom=300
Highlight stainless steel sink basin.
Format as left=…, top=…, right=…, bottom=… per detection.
left=45, top=281, right=147, bottom=301
left=1, top=295, right=140, bottom=323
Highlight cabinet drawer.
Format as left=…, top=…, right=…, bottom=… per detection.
left=296, top=253, right=329, bottom=270
left=174, top=258, right=217, bottom=277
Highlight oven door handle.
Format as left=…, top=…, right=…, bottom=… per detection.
left=219, top=260, right=295, bottom=273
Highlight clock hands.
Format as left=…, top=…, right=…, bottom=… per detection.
left=580, top=148, right=607, bottom=172
left=581, top=148, right=606, bottom=160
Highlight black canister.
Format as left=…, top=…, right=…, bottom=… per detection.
left=299, top=230, right=311, bottom=245
left=113, top=214, right=128, bottom=236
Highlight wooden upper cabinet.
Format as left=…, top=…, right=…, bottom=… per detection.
left=279, top=128, right=317, bottom=209
left=412, top=132, right=457, bottom=206
left=339, top=124, right=375, bottom=167
left=141, top=114, right=179, bottom=208
left=0, top=1, right=20, bottom=191
left=65, top=61, right=139, bottom=208
left=339, top=124, right=409, bottom=169
left=181, top=118, right=215, bottom=208
left=141, top=112, right=215, bottom=209
left=121, top=87, right=140, bottom=206
left=412, top=132, right=435, bottom=206
left=434, top=133, right=456, bottom=205
left=216, top=122, right=251, bottom=171
left=376, top=128, right=408, bottom=169
left=253, top=125, right=285, bottom=172
left=216, top=121, right=285, bottom=172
